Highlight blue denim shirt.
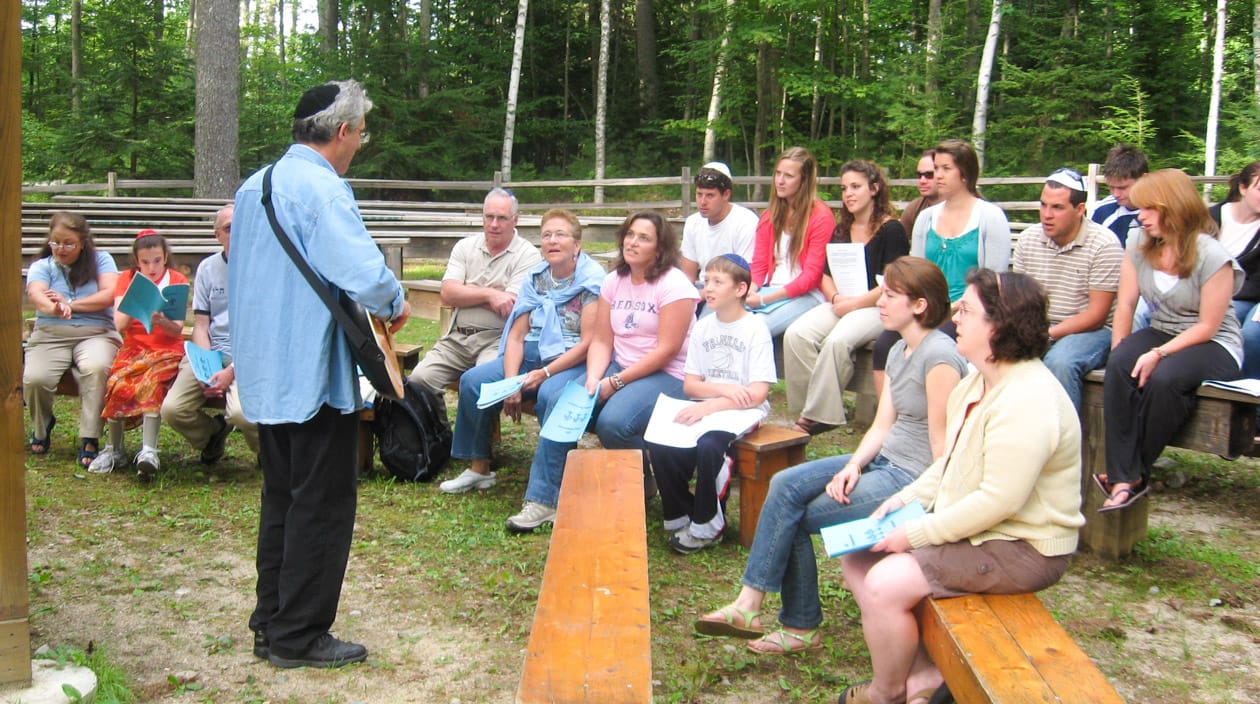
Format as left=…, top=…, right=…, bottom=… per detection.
left=229, top=144, right=404, bottom=424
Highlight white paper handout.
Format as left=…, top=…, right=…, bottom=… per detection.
left=826, top=242, right=869, bottom=297
left=643, top=393, right=766, bottom=449
left=1201, top=377, right=1260, bottom=397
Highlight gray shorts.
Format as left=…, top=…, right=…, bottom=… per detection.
left=913, top=539, right=1070, bottom=598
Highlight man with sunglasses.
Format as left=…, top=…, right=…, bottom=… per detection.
left=898, top=149, right=941, bottom=234
left=680, top=162, right=758, bottom=289
left=1013, top=168, right=1123, bottom=411
left=408, top=187, right=541, bottom=394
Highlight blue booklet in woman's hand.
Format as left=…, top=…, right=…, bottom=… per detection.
left=118, top=274, right=189, bottom=332
left=477, top=374, right=527, bottom=409
left=819, top=502, right=926, bottom=557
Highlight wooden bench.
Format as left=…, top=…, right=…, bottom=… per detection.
left=517, top=449, right=651, bottom=703
left=917, top=592, right=1125, bottom=704
left=730, top=425, right=810, bottom=548
left=1077, top=369, right=1258, bottom=559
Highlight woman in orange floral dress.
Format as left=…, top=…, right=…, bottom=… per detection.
left=88, top=230, right=187, bottom=480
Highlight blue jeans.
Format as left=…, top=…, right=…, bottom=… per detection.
left=758, top=295, right=824, bottom=337
left=740, top=453, right=917, bottom=630
left=1042, top=328, right=1111, bottom=411
left=1233, top=300, right=1260, bottom=379
left=523, top=361, right=685, bottom=507
left=450, top=342, right=543, bottom=461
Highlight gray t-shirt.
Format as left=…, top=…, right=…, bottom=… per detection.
left=879, top=329, right=969, bottom=473
left=1129, top=230, right=1243, bottom=361
left=193, top=252, right=231, bottom=355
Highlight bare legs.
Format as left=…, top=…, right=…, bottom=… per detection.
left=840, top=550, right=943, bottom=704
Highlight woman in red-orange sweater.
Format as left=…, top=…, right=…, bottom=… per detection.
left=746, top=146, right=836, bottom=336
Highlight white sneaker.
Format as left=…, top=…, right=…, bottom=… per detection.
left=134, top=448, right=160, bottom=482
left=669, top=531, right=722, bottom=555
left=87, top=445, right=124, bottom=474
left=439, top=469, right=498, bottom=494
left=506, top=501, right=556, bottom=534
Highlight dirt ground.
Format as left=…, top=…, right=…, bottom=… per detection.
left=20, top=456, right=1260, bottom=704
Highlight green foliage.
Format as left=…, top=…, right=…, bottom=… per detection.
left=36, top=643, right=137, bottom=704
left=19, top=0, right=1260, bottom=186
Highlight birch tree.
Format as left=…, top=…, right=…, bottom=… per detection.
left=594, top=0, right=610, bottom=203
left=1204, top=0, right=1226, bottom=195
left=501, top=0, right=528, bottom=181
left=702, top=0, right=735, bottom=162
left=972, top=0, right=1003, bottom=170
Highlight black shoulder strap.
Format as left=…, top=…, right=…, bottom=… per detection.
left=260, top=164, right=372, bottom=350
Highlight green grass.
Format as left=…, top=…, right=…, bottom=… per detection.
left=18, top=304, right=1260, bottom=702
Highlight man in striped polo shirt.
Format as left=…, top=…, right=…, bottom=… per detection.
left=1013, top=168, right=1124, bottom=412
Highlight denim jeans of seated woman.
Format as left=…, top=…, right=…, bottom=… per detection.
left=741, top=453, right=918, bottom=630
left=523, top=361, right=685, bottom=508
left=451, top=341, right=545, bottom=461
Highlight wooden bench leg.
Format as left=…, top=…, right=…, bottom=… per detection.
left=357, top=410, right=375, bottom=477
left=1078, top=383, right=1148, bottom=559
left=732, top=427, right=809, bottom=549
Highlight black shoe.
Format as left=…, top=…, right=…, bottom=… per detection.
left=201, top=416, right=232, bottom=465
left=267, top=633, right=367, bottom=669
left=253, top=631, right=269, bottom=659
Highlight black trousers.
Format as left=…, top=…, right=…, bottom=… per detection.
left=249, top=404, right=360, bottom=656
left=646, top=431, right=735, bottom=533
left=1103, top=328, right=1240, bottom=485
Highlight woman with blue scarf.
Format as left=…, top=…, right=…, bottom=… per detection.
left=441, top=209, right=605, bottom=494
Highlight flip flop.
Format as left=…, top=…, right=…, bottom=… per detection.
left=694, top=603, right=762, bottom=639
left=837, top=679, right=873, bottom=704
left=1098, top=481, right=1150, bottom=513
left=29, top=416, right=56, bottom=455
left=1091, top=473, right=1112, bottom=499
left=78, top=437, right=99, bottom=469
left=747, top=627, right=821, bottom=655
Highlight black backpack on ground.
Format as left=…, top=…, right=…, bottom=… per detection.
left=371, top=381, right=452, bottom=482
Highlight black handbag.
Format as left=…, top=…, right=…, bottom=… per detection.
left=260, top=164, right=405, bottom=400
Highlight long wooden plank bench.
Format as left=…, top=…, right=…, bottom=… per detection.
left=917, top=592, right=1124, bottom=704
left=517, top=449, right=651, bottom=704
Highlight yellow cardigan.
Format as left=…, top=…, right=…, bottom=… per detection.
left=895, top=359, right=1085, bottom=557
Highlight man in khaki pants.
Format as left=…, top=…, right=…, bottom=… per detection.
left=161, top=204, right=259, bottom=464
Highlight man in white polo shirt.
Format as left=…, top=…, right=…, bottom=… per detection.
left=679, top=162, right=759, bottom=289
left=1014, top=167, right=1124, bottom=411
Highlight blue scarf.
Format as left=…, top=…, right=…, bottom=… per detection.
left=497, top=252, right=605, bottom=361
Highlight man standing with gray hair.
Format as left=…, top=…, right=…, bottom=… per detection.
left=408, top=189, right=540, bottom=397
left=231, top=79, right=410, bottom=668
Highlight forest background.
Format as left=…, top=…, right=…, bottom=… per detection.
left=18, top=0, right=1260, bottom=201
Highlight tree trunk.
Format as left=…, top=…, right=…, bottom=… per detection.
left=810, top=14, right=823, bottom=141
left=1254, top=0, right=1259, bottom=109
left=634, top=0, right=659, bottom=120
left=277, top=0, right=286, bottom=69
left=194, top=0, right=241, bottom=198
left=501, top=0, right=529, bottom=181
left=419, top=0, right=431, bottom=97
left=972, top=0, right=1002, bottom=171
left=1205, top=0, right=1227, bottom=194
left=926, top=0, right=941, bottom=94
left=754, top=37, right=772, bottom=201
left=594, top=0, right=610, bottom=203
left=71, top=0, right=81, bottom=113
left=320, top=0, right=338, bottom=53
left=702, top=0, right=735, bottom=162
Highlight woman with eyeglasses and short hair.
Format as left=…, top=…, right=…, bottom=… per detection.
left=505, top=211, right=700, bottom=534
left=440, top=209, right=606, bottom=495
left=24, top=212, right=123, bottom=468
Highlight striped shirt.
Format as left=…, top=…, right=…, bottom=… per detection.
left=1013, top=219, right=1123, bottom=327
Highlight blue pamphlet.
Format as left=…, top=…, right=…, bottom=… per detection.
left=118, top=274, right=189, bottom=332
left=539, top=381, right=598, bottom=442
left=746, top=286, right=791, bottom=314
left=183, top=342, right=224, bottom=385
left=477, top=374, right=527, bottom=409
left=819, top=501, right=927, bottom=557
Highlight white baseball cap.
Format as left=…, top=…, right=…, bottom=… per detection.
left=700, top=161, right=733, bottom=180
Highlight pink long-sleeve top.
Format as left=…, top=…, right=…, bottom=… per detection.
left=750, top=198, right=835, bottom=299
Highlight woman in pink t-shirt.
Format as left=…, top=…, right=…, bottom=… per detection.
left=506, top=211, right=700, bottom=534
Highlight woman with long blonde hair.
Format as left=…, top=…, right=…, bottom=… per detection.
left=1099, top=168, right=1242, bottom=511
left=746, top=146, right=836, bottom=336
